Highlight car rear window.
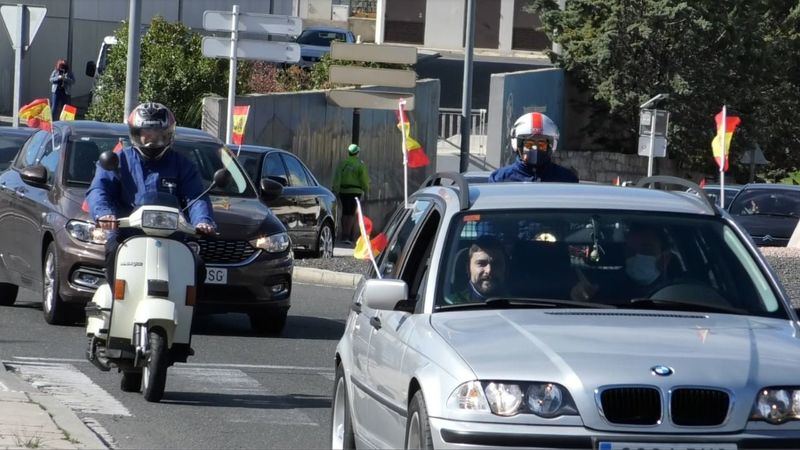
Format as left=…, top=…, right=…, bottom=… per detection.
left=438, top=210, right=786, bottom=319
left=296, top=30, right=346, bottom=46
left=729, top=188, right=800, bottom=218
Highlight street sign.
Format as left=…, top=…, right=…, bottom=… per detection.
left=638, top=135, right=667, bottom=158
left=202, top=36, right=300, bottom=62
left=331, top=42, right=416, bottom=65
left=327, top=90, right=415, bottom=111
left=0, top=5, right=45, bottom=49
left=330, top=65, right=416, bottom=88
left=639, top=109, right=669, bottom=136
left=203, top=11, right=302, bottom=36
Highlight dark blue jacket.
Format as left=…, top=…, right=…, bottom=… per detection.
left=489, top=159, right=579, bottom=183
left=86, top=147, right=215, bottom=227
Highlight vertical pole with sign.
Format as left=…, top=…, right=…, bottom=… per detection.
left=647, top=111, right=656, bottom=177
left=225, top=5, right=240, bottom=145
left=12, top=5, right=25, bottom=127
left=719, top=105, right=727, bottom=207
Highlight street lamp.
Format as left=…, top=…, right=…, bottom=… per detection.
left=640, top=94, right=669, bottom=177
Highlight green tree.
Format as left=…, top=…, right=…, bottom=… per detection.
left=529, top=0, right=800, bottom=180
left=87, top=16, right=251, bottom=127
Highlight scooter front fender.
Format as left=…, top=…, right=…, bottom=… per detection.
left=134, top=298, right=178, bottom=345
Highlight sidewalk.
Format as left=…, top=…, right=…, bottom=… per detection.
left=0, top=364, right=107, bottom=449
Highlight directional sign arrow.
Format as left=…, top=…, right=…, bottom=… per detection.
left=0, top=5, right=46, bottom=49
left=327, top=90, right=415, bottom=111
left=202, top=37, right=300, bottom=63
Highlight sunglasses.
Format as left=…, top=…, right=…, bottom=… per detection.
left=522, top=139, right=549, bottom=150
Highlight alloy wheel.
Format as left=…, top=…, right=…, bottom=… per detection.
left=43, top=252, right=56, bottom=315
left=319, top=225, right=333, bottom=258
left=331, top=377, right=346, bottom=449
left=406, top=411, right=421, bottom=450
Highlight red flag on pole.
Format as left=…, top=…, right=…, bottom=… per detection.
left=395, top=109, right=430, bottom=168
left=19, top=98, right=52, bottom=131
left=231, top=105, right=250, bottom=145
left=711, top=108, right=741, bottom=172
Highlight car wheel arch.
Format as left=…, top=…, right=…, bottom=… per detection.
left=41, top=232, right=55, bottom=271
left=407, top=378, right=422, bottom=408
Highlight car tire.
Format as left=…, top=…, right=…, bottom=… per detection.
left=330, top=364, right=356, bottom=450
left=120, top=370, right=142, bottom=392
left=0, top=283, right=19, bottom=306
left=248, top=309, right=288, bottom=336
left=42, top=242, right=70, bottom=325
left=315, top=222, right=334, bottom=258
left=405, top=390, right=434, bottom=450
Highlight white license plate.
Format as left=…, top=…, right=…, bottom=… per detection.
left=205, top=268, right=227, bottom=284
left=599, top=443, right=736, bottom=450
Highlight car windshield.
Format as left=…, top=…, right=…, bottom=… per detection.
left=296, top=30, right=346, bottom=46
left=729, top=188, right=800, bottom=217
left=437, top=210, right=786, bottom=318
left=235, top=151, right=261, bottom=183
left=64, top=135, right=254, bottom=197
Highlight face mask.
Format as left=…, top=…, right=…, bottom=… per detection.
left=625, top=254, right=660, bottom=285
left=523, top=148, right=551, bottom=169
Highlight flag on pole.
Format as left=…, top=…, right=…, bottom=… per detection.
left=231, top=105, right=250, bottom=145
left=711, top=108, right=741, bottom=172
left=354, top=198, right=383, bottom=276
left=353, top=213, right=388, bottom=260
left=395, top=109, right=430, bottom=168
left=699, top=178, right=706, bottom=188
left=59, top=104, right=77, bottom=121
left=613, top=176, right=620, bottom=186
left=19, top=98, right=52, bottom=131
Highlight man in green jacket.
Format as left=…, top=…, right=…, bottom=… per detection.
left=333, top=144, right=371, bottom=245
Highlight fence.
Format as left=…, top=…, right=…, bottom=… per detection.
left=438, top=108, right=487, bottom=154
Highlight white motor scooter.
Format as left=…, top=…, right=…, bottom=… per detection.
left=85, top=150, right=229, bottom=402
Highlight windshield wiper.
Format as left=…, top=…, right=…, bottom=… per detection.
left=747, top=212, right=798, bottom=218
left=628, top=298, right=746, bottom=315
left=437, top=297, right=616, bottom=311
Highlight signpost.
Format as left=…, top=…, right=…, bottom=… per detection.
left=202, top=6, right=301, bottom=144
left=0, top=4, right=47, bottom=127
left=638, top=95, right=670, bottom=177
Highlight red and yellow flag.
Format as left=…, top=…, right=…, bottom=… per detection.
left=711, top=108, right=741, bottom=172
left=59, top=104, right=77, bottom=121
left=395, top=109, right=430, bottom=168
left=353, top=213, right=388, bottom=260
left=232, top=105, right=250, bottom=145
left=19, top=98, right=52, bottom=131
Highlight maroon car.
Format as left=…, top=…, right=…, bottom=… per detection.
left=0, top=121, right=293, bottom=334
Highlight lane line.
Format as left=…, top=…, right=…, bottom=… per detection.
left=13, top=357, right=334, bottom=373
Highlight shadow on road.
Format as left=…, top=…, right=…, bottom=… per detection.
left=192, top=313, right=345, bottom=340
left=161, top=392, right=331, bottom=409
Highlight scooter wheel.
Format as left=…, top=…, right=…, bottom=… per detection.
left=142, top=328, right=168, bottom=402
left=120, top=371, right=142, bottom=392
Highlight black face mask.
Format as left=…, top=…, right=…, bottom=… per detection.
left=137, top=145, right=168, bottom=161
left=523, top=147, right=551, bottom=169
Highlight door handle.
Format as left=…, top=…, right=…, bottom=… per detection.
left=14, top=187, right=26, bottom=198
left=369, top=316, right=381, bottom=330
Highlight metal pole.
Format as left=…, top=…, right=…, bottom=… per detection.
left=375, top=0, right=386, bottom=44
left=552, top=0, right=565, bottom=55
left=225, top=4, right=240, bottom=145
left=749, top=146, right=757, bottom=183
left=11, top=4, right=25, bottom=127
left=647, top=111, right=656, bottom=177
left=719, top=105, right=726, bottom=207
left=123, top=0, right=142, bottom=122
left=459, top=0, right=476, bottom=173
left=399, top=100, right=409, bottom=209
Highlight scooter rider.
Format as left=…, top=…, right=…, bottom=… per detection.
left=86, top=102, right=217, bottom=289
left=489, top=112, right=578, bottom=183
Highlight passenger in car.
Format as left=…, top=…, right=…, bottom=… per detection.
left=445, top=236, right=508, bottom=304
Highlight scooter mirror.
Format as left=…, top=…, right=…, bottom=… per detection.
left=213, top=169, right=231, bottom=189
left=98, top=150, right=119, bottom=171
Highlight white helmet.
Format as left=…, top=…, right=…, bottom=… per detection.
left=509, top=112, right=560, bottom=162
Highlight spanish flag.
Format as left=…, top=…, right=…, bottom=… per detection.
left=353, top=214, right=388, bottom=260
left=711, top=107, right=741, bottom=172
left=19, top=98, right=52, bottom=131
left=232, top=105, right=250, bottom=145
left=395, top=109, right=430, bottom=168
left=59, top=104, right=77, bottom=121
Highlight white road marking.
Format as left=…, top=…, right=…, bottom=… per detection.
left=4, top=361, right=131, bottom=416
left=0, top=381, right=8, bottom=391
left=13, top=357, right=334, bottom=373
left=318, top=372, right=336, bottom=382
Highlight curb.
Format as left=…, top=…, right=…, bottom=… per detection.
left=0, top=364, right=108, bottom=449
left=293, top=266, right=363, bottom=288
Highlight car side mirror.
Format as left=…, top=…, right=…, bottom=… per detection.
left=98, top=150, right=119, bottom=171
left=363, top=279, right=408, bottom=311
left=267, top=175, right=288, bottom=187
left=85, top=61, right=96, bottom=78
left=19, top=165, right=47, bottom=186
left=213, top=169, right=231, bottom=189
left=260, top=177, right=283, bottom=202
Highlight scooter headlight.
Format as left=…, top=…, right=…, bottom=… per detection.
left=142, top=210, right=178, bottom=230
left=249, top=232, right=290, bottom=253
left=66, top=220, right=107, bottom=244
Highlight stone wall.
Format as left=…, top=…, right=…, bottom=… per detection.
left=552, top=150, right=695, bottom=184
left=761, top=247, right=800, bottom=308
left=349, top=17, right=376, bottom=42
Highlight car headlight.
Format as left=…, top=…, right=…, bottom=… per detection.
left=485, top=382, right=524, bottom=416
left=751, top=388, right=800, bottom=424
left=527, top=383, right=566, bottom=418
left=66, top=220, right=107, bottom=244
left=142, top=210, right=178, bottom=230
left=249, top=232, right=290, bottom=253
left=447, top=381, right=489, bottom=411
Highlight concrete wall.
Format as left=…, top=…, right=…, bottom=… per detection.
left=300, top=0, right=332, bottom=20
left=423, top=0, right=464, bottom=49
left=349, top=17, right=375, bottom=42
left=201, top=79, right=439, bottom=231
left=486, top=67, right=565, bottom=169
left=0, top=0, right=298, bottom=115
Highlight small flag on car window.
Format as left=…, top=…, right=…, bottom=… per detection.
left=59, top=104, right=77, bottom=121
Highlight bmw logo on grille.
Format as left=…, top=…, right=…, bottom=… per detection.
left=651, top=365, right=674, bottom=376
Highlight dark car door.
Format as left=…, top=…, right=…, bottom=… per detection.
left=280, top=153, right=320, bottom=248
left=261, top=152, right=297, bottom=241
left=0, top=130, right=51, bottom=285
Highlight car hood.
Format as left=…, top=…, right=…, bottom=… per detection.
left=732, top=214, right=799, bottom=238
left=431, top=309, right=800, bottom=387
left=61, top=187, right=284, bottom=239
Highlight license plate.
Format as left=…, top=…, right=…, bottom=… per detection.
left=205, top=268, right=227, bottom=284
left=599, top=443, right=736, bottom=450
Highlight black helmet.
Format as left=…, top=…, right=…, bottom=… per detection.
left=128, top=102, right=176, bottom=161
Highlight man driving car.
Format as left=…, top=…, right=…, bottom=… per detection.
left=446, top=236, right=508, bottom=304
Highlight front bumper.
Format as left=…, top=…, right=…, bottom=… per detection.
left=429, top=417, right=800, bottom=450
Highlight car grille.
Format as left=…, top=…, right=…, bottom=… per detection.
left=600, top=387, right=661, bottom=425
left=193, top=239, right=257, bottom=264
left=671, top=388, right=730, bottom=426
